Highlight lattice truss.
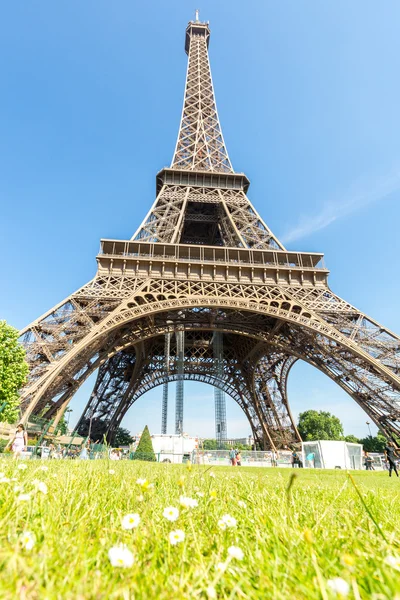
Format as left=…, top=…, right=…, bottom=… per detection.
left=18, top=278, right=400, bottom=445
left=74, top=329, right=299, bottom=449
left=16, top=17, right=400, bottom=446
left=171, top=24, right=232, bottom=172
left=133, top=186, right=283, bottom=250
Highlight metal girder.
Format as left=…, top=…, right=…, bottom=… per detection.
left=16, top=16, right=400, bottom=448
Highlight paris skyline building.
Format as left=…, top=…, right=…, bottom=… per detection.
left=14, top=13, right=400, bottom=447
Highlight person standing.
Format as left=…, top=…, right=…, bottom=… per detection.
left=271, top=450, right=278, bottom=467
left=291, top=450, right=298, bottom=468
left=235, top=450, right=242, bottom=466
left=384, top=442, right=399, bottom=477
left=229, top=448, right=236, bottom=466
left=306, top=452, right=315, bottom=468
left=364, top=452, right=374, bottom=471
left=7, top=424, right=28, bottom=459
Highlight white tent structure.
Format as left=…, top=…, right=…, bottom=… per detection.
left=302, top=441, right=363, bottom=470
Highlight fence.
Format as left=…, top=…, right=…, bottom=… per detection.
left=193, top=450, right=293, bottom=467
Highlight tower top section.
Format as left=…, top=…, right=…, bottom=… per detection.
left=185, top=17, right=210, bottom=55
left=171, top=16, right=233, bottom=173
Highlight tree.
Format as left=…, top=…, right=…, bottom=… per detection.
left=132, top=425, right=156, bottom=461
left=359, top=431, right=387, bottom=453
left=203, top=439, right=218, bottom=450
left=114, top=427, right=134, bottom=446
left=297, top=410, right=344, bottom=441
left=55, top=414, right=68, bottom=435
left=344, top=434, right=360, bottom=444
left=0, top=321, right=29, bottom=423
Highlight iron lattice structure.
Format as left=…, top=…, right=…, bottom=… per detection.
left=18, top=17, right=400, bottom=448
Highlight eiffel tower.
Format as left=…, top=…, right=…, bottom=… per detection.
left=18, top=15, right=400, bottom=448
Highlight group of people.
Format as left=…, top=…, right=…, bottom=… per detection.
left=229, top=448, right=242, bottom=466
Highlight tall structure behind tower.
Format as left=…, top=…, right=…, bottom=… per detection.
left=175, top=328, right=185, bottom=434
left=161, top=333, right=170, bottom=434
left=213, top=332, right=227, bottom=447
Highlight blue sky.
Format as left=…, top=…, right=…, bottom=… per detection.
left=1, top=1, right=400, bottom=439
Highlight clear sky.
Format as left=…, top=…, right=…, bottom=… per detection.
left=1, top=1, right=400, bottom=439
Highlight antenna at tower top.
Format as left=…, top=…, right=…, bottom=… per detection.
left=195, top=9, right=199, bottom=22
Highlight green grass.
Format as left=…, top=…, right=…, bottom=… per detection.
left=0, top=460, right=399, bottom=599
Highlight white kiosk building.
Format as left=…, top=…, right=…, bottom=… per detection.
left=302, top=440, right=363, bottom=469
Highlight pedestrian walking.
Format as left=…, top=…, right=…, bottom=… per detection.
left=384, top=442, right=399, bottom=477
left=6, top=423, right=28, bottom=459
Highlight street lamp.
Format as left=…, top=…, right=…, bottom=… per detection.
left=366, top=421, right=372, bottom=438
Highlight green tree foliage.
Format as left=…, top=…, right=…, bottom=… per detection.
left=114, top=427, right=134, bottom=447
left=0, top=321, right=29, bottom=423
left=132, top=425, right=156, bottom=461
left=344, top=434, right=360, bottom=444
left=359, top=431, right=387, bottom=453
left=203, top=439, right=218, bottom=450
left=297, top=410, right=344, bottom=441
left=55, top=414, right=69, bottom=436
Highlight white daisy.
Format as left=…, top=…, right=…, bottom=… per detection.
left=384, top=555, right=400, bottom=570
left=227, top=546, right=244, bottom=560
left=32, top=480, right=48, bottom=495
left=19, top=531, right=35, bottom=550
left=17, top=493, right=31, bottom=502
left=179, top=496, right=199, bottom=509
left=121, top=513, right=141, bottom=530
left=206, top=586, right=217, bottom=599
left=163, top=506, right=179, bottom=522
left=169, top=529, right=185, bottom=545
left=327, top=578, right=350, bottom=596
left=215, top=561, right=227, bottom=573
left=17, top=464, right=27, bottom=470
left=108, top=544, right=134, bottom=568
left=218, top=514, right=237, bottom=530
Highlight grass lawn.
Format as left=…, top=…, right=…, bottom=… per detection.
left=0, top=460, right=399, bottom=599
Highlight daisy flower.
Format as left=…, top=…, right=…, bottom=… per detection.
left=327, top=578, right=350, bottom=596
left=227, top=546, right=244, bottom=560
left=163, top=506, right=179, bottom=522
left=169, top=529, right=185, bottom=545
left=206, top=586, right=216, bottom=599
left=17, top=493, right=31, bottom=502
left=218, top=514, right=237, bottom=530
left=32, top=480, right=48, bottom=495
left=179, top=496, right=198, bottom=509
left=121, top=513, right=141, bottom=530
left=384, top=555, right=400, bottom=570
left=19, top=531, right=35, bottom=550
left=215, top=561, right=227, bottom=574
left=108, top=544, right=134, bottom=568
